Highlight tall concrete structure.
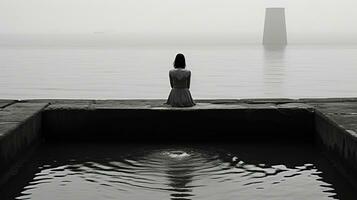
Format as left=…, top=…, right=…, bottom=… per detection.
left=263, top=8, right=287, bottom=45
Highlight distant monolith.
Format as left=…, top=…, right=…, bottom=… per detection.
left=263, top=8, right=287, bottom=45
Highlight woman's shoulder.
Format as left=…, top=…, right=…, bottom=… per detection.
left=170, top=69, right=191, bottom=73
left=170, top=69, right=190, bottom=78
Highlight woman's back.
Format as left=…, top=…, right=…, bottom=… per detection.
left=169, top=69, right=191, bottom=89
left=166, top=54, right=195, bottom=107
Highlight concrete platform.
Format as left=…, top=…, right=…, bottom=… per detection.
left=1, top=98, right=357, bottom=188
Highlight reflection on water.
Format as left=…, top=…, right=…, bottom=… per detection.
left=263, top=45, right=286, bottom=97
left=1, top=143, right=356, bottom=200
left=1, top=45, right=357, bottom=99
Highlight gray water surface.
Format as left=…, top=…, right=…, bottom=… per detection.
left=1, top=45, right=357, bottom=99
left=1, top=143, right=356, bottom=200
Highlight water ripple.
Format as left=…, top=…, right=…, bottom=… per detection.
left=1, top=144, right=354, bottom=200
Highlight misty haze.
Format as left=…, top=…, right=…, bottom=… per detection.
left=1, top=0, right=357, bottom=44
left=1, top=1, right=357, bottom=98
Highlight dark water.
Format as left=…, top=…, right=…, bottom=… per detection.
left=1, top=143, right=356, bottom=200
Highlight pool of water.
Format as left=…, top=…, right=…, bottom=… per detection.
left=1, top=143, right=356, bottom=200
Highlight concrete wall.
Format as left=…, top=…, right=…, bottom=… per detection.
left=315, top=111, right=357, bottom=187
left=42, top=106, right=315, bottom=142
left=0, top=115, right=41, bottom=167
left=0, top=103, right=47, bottom=185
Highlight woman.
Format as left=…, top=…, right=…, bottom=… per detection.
left=166, top=53, right=196, bottom=107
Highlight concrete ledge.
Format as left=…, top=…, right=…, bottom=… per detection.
left=0, top=102, right=48, bottom=183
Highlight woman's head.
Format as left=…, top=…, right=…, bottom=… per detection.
left=174, top=53, right=186, bottom=69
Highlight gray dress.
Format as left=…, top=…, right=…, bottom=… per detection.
left=166, top=69, right=196, bottom=107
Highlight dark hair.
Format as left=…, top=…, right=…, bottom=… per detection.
left=173, top=53, right=186, bottom=69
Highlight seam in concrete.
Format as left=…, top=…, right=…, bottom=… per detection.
left=0, top=101, right=16, bottom=109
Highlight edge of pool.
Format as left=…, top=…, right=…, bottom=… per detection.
left=1, top=98, right=357, bottom=188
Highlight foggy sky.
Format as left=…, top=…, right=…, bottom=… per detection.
left=1, top=0, right=357, bottom=44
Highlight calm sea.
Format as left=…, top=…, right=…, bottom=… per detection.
left=0, top=45, right=356, bottom=99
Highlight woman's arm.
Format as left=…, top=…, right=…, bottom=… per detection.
left=187, top=71, right=191, bottom=89
left=169, top=71, right=173, bottom=88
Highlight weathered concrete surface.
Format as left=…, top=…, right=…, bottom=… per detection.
left=27, top=98, right=297, bottom=107
left=301, top=98, right=357, bottom=103
left=311, top=101, right=357, bottom=187
left=0, top=102, right=49, bottom=184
